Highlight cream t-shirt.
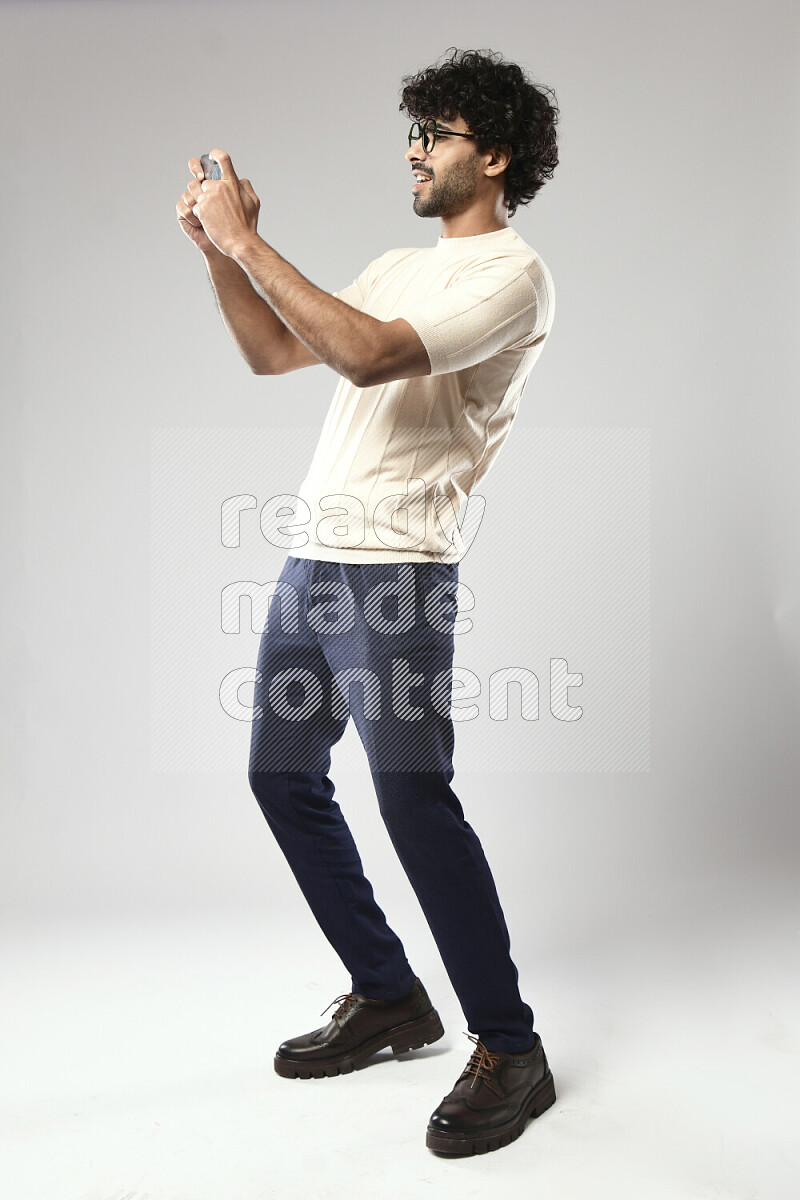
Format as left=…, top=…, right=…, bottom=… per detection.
left=287, top=225, right=555, bottom=564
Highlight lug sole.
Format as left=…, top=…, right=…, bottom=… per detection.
left=274, top=1006, right=445, bottom=1079
left=425, top=1068, right=556, bottom=1156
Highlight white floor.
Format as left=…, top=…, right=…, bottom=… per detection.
left=1, top=895, right=797, bottom=1200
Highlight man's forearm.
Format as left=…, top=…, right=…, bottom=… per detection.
left=231, top=233, right=382, bottom=387
left=201, top=247, right=291, bottom=374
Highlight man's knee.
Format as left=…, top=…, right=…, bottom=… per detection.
left=247, top=765, right=288, bottom=814
left=373, top=769, right=461, bottom=830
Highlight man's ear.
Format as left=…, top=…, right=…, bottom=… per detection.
left=487, top=142, right=512, bottom=171
left=498, top=143, right=513, bottom=167
left=486, top=145, right=512, bottom=178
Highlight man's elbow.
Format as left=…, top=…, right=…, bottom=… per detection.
left=350, top=362, right=377, bottom=388
left=356, top=320, right=431, bottom=388
left=345, top=350, right=380, bottom=388
left=245, top=352, right=278, bottom=375
left=355, top=358, right=430, bottom=389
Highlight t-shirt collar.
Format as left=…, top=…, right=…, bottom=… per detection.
left=434, top=226, right=518, bottom=252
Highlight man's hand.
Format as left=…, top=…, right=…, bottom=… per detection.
left=176, top=160, right=216, bottom=252
left=177, top=151, right=262, bottom=256
left=189, top=148, right=261, bottom=258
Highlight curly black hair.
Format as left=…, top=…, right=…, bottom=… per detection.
left=399, top=47, right=559, bottom=218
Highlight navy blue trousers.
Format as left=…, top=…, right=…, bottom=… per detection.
left=247, top=554, right=535, bottom=1054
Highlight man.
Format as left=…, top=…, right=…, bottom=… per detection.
left=176, top=46, right=559, bottom=1156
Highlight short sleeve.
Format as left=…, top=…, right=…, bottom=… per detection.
left=331, top=249, right=398, bottom=313
left=394, top=264, right=543, bottom=376
left=332, top=280, right=365, bottom=311
left=332, top=248, right=418, bottom=314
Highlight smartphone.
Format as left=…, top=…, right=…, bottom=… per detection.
left=200, top=154, right=222, bottom=180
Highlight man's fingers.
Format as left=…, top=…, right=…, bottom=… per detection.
left=187, top=157, right=204, bottom=181
left=176, top=198, right=202, bottom=227
left=209, top=148, right=238, bottom=182
left=239, top=178, right=260, bottom=206
left=179, top=183, right=202, bottom=211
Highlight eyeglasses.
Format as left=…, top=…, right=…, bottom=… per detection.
left=408, top=119, right=477, bottom=153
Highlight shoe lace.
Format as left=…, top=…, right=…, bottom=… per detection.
left=462, top=1032, right=504, bottom=1095
left=320, top=992, right=360, bottom=1022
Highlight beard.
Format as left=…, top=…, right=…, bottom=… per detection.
left=413, top=155, right=481, bottom=218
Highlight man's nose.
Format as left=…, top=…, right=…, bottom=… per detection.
left=405, top=138, right=427, bottom=163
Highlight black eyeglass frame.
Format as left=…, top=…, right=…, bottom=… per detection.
left=407, top=119, right=477, bottom=153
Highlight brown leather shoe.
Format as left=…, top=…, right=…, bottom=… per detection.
left=274, top=977, right=444, bottom=1079
left=426, top=1031, right=556, bottom=1155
